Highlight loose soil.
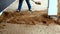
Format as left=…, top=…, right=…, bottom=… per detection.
left=0, top=10, right=60, bottom=26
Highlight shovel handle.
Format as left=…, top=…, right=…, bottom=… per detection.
left=31, top=0, right=36, bottom=3
left=31, top=0, right=41, bottom=5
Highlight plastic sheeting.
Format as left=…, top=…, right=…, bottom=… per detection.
left=48, top=0, right=58, bottom=15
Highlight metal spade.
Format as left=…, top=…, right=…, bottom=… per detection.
left=32, top=0, right=41, bottom=5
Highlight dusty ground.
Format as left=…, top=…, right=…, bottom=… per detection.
left=1, top=23, right=60, bottom=34
left=0, top=10, right=56, bottom=25
left=0, top=10, right=60, bottom=25
left=0, top=0, right=60, bottom=34
left=0, top=10, right=60, bottom=34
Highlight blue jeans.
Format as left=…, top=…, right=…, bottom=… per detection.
left=18, top=0, right=31, bottom=11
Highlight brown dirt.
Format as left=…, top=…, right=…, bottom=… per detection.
left=0, top=10, right=57, bottom=25
left=0, top=10, right=60, bottom=27
left=0, top=10, right=60, bottom=29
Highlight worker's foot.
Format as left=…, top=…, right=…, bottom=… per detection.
left=29, top=9, right=33, bottom=13
left=29, top=9, right=32, bottom=11
left=48, top=15, right=58, bottom=20
left=15, top=10, right=20, bottom=12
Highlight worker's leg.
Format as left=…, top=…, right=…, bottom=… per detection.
left=18, top=0, right=24, bottom=11
left=26, top=0, right=31, bottom=11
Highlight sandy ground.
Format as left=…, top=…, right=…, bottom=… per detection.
left=0, top=23, right=60, bottom=34
left=0, top=0, right=60, bottom=34
left=0, top=11, right=60, bottom=34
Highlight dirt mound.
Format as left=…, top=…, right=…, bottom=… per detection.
left=0, top=11, right=60, bottom=25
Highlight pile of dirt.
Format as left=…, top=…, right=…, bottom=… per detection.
left=0, top=11, right=60, bottom=26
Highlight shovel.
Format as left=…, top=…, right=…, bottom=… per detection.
left=0, top=0, right=15, bottom=16
left=32, top=0, right=41, bottom=5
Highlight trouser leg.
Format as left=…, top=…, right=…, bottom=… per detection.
left=26, top=0, right=31, bottom=10
left=18, top=0, right=24, bottom=11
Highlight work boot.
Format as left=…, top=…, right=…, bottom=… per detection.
left=15, top=9, right=20, bottom=12
left=29, top=9, right=33, bottom=12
